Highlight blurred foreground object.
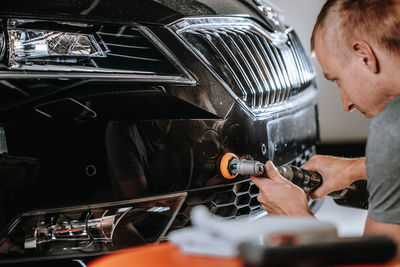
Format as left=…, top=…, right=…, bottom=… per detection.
left=169, top=206, right=337, bottom=257
left=240, top=235, right=397, bottom=267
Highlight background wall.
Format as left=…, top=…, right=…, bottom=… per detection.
left=269, top=0, right=369, bottom=143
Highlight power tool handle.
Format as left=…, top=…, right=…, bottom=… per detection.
left=299, top=168, right=323, bottom=193
left=278, top=166, right=323, bottom=193
left=280, top=166, right=369, bottom=209
left=330, top=180, right=369, bottom=209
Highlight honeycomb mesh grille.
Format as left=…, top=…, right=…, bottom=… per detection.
left=171, top=179, right=260, bottom=230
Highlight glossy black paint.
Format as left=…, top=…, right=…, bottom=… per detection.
left=0, top=2, right=317, bottom=213
left=0, top=25, right=234, bottom=119
left=2, top=91, right=317, bottom=211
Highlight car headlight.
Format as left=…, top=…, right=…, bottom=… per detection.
left=7, top=19, right=108, bottom=71
left=1, top=19, right=195, bottom=85
left=8, top=28, right=106, bottom=67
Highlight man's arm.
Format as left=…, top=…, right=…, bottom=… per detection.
left=364, top=217, right=400, bottom=260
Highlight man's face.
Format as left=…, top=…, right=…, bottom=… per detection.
left=314, top=32, right=385, bottom=118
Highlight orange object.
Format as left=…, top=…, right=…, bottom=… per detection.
left=89, top=242, right=242, bottom=267
left=89, top=242, right=398, bottom=267
left=219, top=152, right=238, bottom=179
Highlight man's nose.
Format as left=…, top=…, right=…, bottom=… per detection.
left=341, top=93, right=355, bottom=112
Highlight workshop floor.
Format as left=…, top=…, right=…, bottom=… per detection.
left=315, top=197, right=368, bottom=237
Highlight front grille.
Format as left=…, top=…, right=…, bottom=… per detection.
left=171, top=179, right=261, bottom=230
left=172, top=18, right=316, bottom=113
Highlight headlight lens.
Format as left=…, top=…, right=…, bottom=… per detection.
left=8, top=29, right=105, bottom=65
left=7, top=19, right=106, bottom=69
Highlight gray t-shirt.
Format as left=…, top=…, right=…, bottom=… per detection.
left=366, top=94, right=400, bottom=223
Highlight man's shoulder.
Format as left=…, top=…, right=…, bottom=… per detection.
left=367, top=94, right=400, bottom=160
left=370, top=94, right=400, bottom=129
left=366, top=95, right=400, bottom=224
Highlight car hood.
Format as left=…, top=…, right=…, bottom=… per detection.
left=0, top=0, right=265, bottom=25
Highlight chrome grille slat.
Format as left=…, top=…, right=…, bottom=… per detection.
left=103, top=43, right=151, bottom=49
left=261, top=38, right=286, bottom=103
left=287, top=32, right=308, bottom=90
left=232, top=29, right=270, bottom=107
left=216, top=29, right=259, bottom=108
left=100, top=33, right=161, bottom=61
left=251, top=34, right=279, bottom=106
left=280, top=46, right=301, bottom=94
left=291, top=42, right=306, bottom=89
left=174, top=19, right=316, bottom=113
left=292, top=32, right=314, bottom=85
left=98, top=32, right=142, bottom=39
left=287, top=38, right=304, bottom=89
left=106, top=53, right=162, bottom=61
left=191, top=30, right=249, bottom=100
left=270, top=45, right=290, bottom=101
left=274, top=47, right=292, bottom=101
left=228, top=29, right=266, bottom=107
left=271, top=43, right=292, bottom=102
left=292, top=33, right=311, bottom=84
left=90, top=27, right=186, bottom=76
left=245, top=34, right=272, bottom=106
left=199, top=29, right=254, bottom=104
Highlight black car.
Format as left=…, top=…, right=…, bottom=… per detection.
left=0, top=0, right=319, bottom=265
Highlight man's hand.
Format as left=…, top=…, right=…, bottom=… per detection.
left=302, top=155, right=366, bottom=199
left=250, top=161, right=313, bottom=216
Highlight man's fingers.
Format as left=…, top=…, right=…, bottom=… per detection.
left=310, top=190, right=323, bottom=200
left=310, top=185, right=330, bottom=200
left=301, top=155, right=320, bottom=171
left=265, top=161, right=285, bottom=182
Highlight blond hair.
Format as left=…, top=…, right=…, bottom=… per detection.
left=311, top=0, right=400, bottom=57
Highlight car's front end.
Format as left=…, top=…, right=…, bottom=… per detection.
left=0, top=0, right=319, bottom=265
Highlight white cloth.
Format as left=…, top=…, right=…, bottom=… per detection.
left=169, top=206, right=337, bottom=257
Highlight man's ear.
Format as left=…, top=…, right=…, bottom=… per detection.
left=352, top=40, right=379, bottom=73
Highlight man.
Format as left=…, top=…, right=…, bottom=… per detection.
left=251, top=0, right=400, bottom=258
